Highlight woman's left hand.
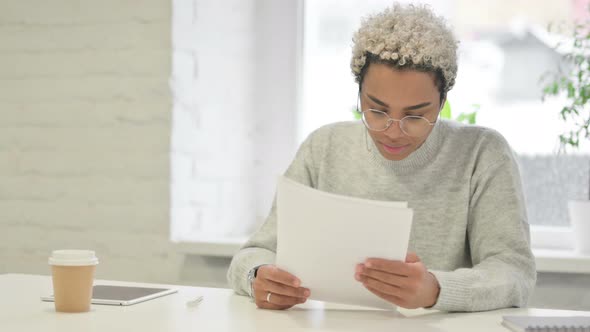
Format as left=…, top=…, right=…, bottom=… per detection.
left=355, top=252, right=440, bottom=309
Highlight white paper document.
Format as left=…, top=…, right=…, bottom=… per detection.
left=275, top=176, right=413, bottom=310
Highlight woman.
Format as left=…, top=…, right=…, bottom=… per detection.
left=227, top=4, right=536, bottom=312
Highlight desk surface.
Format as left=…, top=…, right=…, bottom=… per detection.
left=2, top=273, right=589, bottom=332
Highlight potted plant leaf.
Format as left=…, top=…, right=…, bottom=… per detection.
left=440, top=100, right=479, bottom=125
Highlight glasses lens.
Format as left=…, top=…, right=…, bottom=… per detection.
left=400, top=116, right=431, bottom=137
left=362, top=110, right=389, bottom=131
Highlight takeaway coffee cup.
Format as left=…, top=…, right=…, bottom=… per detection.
left=48, top=250, right=99, bottom=313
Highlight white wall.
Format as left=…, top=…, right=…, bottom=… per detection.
left=0, top=0, right=297, bottom=289
left=170, top=0, right=299, bottom=242
left=0, top=0, right=184, bottom=283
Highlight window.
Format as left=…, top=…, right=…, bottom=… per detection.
left=301, top=0, right=590, bottom=250
left=171, top=0, right=589, bottom=251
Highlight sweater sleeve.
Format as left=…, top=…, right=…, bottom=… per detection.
left=226, top=133, right=318, bottom=295
left=429, top=151, right=537, bottom=312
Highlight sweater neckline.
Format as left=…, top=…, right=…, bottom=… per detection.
left=365, top=120, right=445, bottom=173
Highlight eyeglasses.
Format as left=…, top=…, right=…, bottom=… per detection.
left=357, top=94, right=436, bottom=137
left=361, top=110, right=436, bottom=137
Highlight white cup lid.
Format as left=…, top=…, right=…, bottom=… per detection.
left=48, top=250, right=99, bottom=266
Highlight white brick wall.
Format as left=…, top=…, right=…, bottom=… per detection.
left=170, top=0, right=299, bottom=241
left=0, top=0, right=299, bottom=288
left=171, top=0, right=258, bottom=240
left=0, top=0, right=184, bottom=284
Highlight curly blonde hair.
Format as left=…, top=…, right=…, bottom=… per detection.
left=351, top=4, right=458, bottom=95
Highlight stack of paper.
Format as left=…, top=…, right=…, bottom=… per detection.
left=275, top=176, right=413, bottom=310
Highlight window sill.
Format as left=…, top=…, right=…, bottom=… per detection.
left=533, top=248, right=590, bottom=274
left=174, top=239, right=590, bottom=274
left=174, top=237, right=246, bottom=257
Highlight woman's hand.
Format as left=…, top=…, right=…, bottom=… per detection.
left=355, top=252, right=440, bottom=309
left=253, top=265, right=311, bottom=310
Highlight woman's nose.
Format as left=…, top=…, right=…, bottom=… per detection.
left=383, top=119, right=405, bottom=139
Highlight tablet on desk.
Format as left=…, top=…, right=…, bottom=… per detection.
left=41, top=285, right=178, bottom=306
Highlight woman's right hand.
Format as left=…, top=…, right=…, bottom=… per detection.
left=253, top=265, right=311, bottom=310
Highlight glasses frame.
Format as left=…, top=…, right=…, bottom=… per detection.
left=357, top=92, right=437, bottom=137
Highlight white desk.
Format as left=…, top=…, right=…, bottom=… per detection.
left=2, top=274, right=589, bottom=332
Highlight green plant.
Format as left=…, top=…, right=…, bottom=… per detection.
left=352, top=106, right=362, bottom=120
left=440, top=100, right=479, bottom=125
left=542, top=14, right=590, bottom=151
